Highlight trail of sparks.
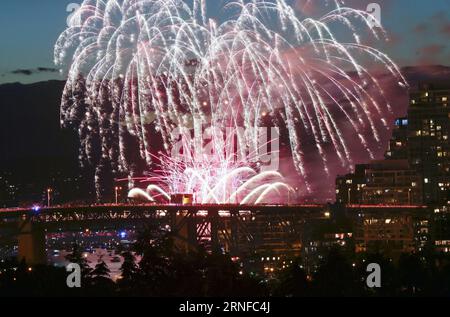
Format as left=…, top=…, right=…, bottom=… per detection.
left=55, top=0, right=407, bottom=202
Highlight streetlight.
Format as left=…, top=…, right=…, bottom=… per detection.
left=347, top=188, right=352, bottom=204
left=47, top=188, right=53, bottom=207
left=115, top=186, right=122, bottom=204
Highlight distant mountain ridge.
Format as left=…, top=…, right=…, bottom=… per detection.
left=401, top=65, right=450, bottom=87
left=0, top=79, right=78, bottom=174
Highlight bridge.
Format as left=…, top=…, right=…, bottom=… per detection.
left=0, top=203, right=429, bottom=265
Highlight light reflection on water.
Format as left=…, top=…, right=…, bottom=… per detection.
left=50, top=249, right=140, bottom=282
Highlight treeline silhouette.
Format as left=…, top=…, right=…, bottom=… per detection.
left=1, top=226, right=450, bottom=297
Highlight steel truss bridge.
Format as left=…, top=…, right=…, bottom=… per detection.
left=0, top=204, right=428, bottom=265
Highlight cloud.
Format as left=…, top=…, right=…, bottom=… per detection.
left=407, top=11, right=450, bottom=65
left=413, top=23, right=428, bottom=34
left=418, top=44, right=446, bottom=56
left=37, top=67, right=59, bottom=73
left=10, top=67, right=59, bottom=76
left=440, top=23, right=450, bottom=37
left=427, top=11, right=450, bottom=38
left=11, top=69, right=33, bottom=76
left=415, top=44, right=447, bottom=65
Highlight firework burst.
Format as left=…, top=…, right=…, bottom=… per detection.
left=55, top=0, right=407, bottom=202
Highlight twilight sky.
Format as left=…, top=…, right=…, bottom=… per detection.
left=0, top=0, right=450, bottom=84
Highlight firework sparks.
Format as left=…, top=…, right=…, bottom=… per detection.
left=55, top=0, right=407, bottom=202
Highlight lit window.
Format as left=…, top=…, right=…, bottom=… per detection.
left=424, top=178, right=429, bottom=184
left=443, top=97, right=448, bottom=102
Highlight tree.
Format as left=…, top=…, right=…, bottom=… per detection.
left=87, top=259, right=115, bottom=295
left=120, top=251, right=138, bottom=281
left=312, top=247, right=363, bottom=296
left=65, top=240, right=101, bottom=295
left=272, top=258, right=310, bottom=297
left=132, top=224, right=179, bottom=295
left=397, top=253, right=427, bottom=296
left=91, top=260, right=111, bottom=279
left=65, top=241, right=91, bottom=276
left=117, top=251, right=139, bottom=295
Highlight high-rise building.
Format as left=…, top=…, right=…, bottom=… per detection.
left=337, top=82, right=450, bottom=206
left=385, top=118, right=409, bottom=160
left=408, top=82, right=450, bottom=205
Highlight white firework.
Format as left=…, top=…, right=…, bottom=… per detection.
left=55, top=0, right=407, bottom=201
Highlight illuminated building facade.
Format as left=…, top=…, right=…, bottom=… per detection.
left=336, top=160, right=421, bottom=205
left=337, top=82, right=450, bottom=206
left=385, top=118, right=409, bottom=160
left=361, top=160, right=422, bottom=205
left=302, top=216, right=354, bottom=274
left=432, top=209, right=450, bottom=253
left=354, top=212, right=416, bottom=259
left=335, top=164, right=368, bottom=205
left=408, top=83, right=450, bottom=205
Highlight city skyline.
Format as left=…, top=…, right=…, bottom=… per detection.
left=1, top=0, right=450, bottom=300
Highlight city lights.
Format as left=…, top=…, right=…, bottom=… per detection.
left=0, top=0, right=449, bottom=301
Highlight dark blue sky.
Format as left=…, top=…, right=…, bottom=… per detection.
left=1, top=0, right=450, bottom=84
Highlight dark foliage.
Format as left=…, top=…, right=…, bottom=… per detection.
left=2, top=233, right=450, bottom=297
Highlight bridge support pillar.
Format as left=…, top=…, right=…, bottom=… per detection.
left=187, top=216, right=198, bottom=248
left=209, top=210, right=220, bottom=254
left=172, top=211, right=199, bottom=253
left=229, top=211, right=239, bottom=255
left=18, top=221, right=47, bottom=265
